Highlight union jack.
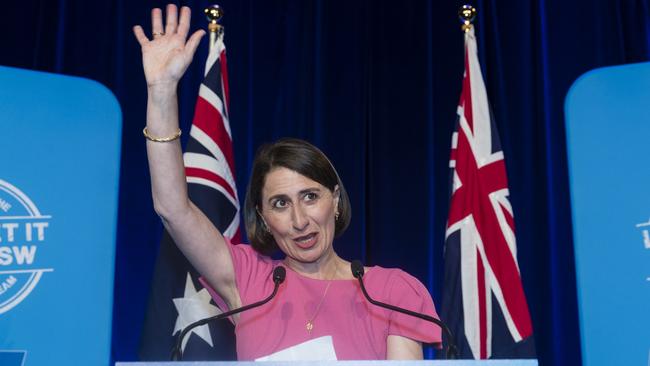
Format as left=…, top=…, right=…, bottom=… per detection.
left=440, top=26, right=535, bottom=359
left=140, top=31, right=240, bottom=360
left=184, top=32, right=241, bottom=242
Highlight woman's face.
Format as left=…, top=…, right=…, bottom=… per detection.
left=259, top=167, right=339, bottom=265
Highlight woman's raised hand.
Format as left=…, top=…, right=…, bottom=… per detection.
left=133, top=4, right=205, bottom=89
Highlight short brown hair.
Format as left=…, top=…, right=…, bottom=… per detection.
left=244, top=138, right=351, bottom=255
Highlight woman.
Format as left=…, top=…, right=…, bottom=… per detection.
left=134, top=4, right=441, bottom=360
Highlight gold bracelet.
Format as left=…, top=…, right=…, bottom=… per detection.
left=142, top=127, right=182, bottom=142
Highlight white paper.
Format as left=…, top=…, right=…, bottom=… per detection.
left=255, top=335, right=338, bottom=361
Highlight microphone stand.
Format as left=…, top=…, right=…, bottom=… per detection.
left=171, top=266, right=286, bottom=361
left=352, top=260, right=458, bottom=359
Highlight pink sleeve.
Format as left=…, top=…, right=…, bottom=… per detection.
left=199, top=237, right=274, bottom=318
left=386, top=270, right=443, bottom=345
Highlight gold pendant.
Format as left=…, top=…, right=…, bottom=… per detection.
left=306, top=321, right=313, bottom=333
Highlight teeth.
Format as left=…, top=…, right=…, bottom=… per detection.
left=296, top=234, right=315, bottom=243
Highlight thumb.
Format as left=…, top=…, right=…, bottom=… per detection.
left=185, top=30, right=206, bottom=58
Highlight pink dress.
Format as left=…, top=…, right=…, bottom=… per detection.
left=203, top=238, right=442, bottom=360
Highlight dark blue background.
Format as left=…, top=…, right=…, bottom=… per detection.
left=2, top=0, right=649, bottom=365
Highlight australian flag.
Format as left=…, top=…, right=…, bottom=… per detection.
left=139, top=31, right=240, bottom=361
left=440, top=26, right=536, bottom=359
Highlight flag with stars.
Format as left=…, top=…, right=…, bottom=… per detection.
left=440, top=26, right=535, bottom=359
left=139, top=31, right=240, bottom=361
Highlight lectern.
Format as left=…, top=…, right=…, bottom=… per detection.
left=117, top=361, right=537, bottom=366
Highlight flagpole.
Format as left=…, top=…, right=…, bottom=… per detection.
left=458, top=4, right=477, bottom=33
left=204, top=4, right=224, bottom=52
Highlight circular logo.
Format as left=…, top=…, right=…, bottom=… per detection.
left=0, top=179, right=52, bottom=314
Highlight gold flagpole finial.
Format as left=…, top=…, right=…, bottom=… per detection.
left=204, top=4, right=224, bottom=33
left=458, top=5, right=477, bottom=33
left=204, top=5, right=224, bottom=51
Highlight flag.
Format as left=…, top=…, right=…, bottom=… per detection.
left=139, top=32, right=240, bottom=361
left=440, top=26, right=535, bottom=359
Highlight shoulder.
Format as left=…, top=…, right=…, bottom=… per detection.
left=367, top=266, right=427, bottom=289
left=366, top=266, right=432, bottom=304
left=226, top=237, right=275, bottom=267
left=224, top=238, right=279, bottom=297
left=367, top=267, right=441, bottom=344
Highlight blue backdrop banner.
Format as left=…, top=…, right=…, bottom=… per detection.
left=0, top=66, right=121, bottom=365
left=565, top=62, right=650, bottom=366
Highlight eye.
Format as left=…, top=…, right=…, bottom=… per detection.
left=272, top=199, right=288, bottom=209
left=304, top=192, right=319, bottom=202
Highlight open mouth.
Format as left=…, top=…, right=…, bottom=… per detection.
left=293, top=232, right=318, bottom=249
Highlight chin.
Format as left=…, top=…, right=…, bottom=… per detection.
left=296, top=250, right=322, bottom=262
left=291, top=248, right=325, bottom=264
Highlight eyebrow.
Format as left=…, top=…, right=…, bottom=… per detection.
left=266, top=187, right=323, bottom=204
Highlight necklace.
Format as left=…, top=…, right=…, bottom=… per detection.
left=305, top=264, right=337, bottom=334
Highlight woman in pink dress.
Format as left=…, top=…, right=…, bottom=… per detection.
left=133, top=4, right=441, bottom=360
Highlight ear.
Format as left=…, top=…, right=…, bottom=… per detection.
left=333, top=185, right=341, bottom=207
left=256, top=206, right=271, bottom=232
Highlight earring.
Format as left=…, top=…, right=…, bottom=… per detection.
left=335, top=211, right=340, bottom=221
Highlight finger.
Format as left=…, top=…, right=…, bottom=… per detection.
left=133, top=25, right=150, bottom=46
left=177, top=6, right=191, bottom=39
left=151, top=8, right=164, bottom=36
left=165, top=3, right=178, bottom=34
left=185, top=30, right=206, bottom=58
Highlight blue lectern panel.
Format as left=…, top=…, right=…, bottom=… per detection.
left=565, top=62, right=650, bottom=366
left=0, top=66, right=121, bottom=366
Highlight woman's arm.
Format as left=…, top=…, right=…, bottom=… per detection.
left=386, top=335, right=423, bottom=359
left=133, top=4, right=242, bottom=312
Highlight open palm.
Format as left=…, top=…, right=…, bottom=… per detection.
left=133, top=4, right=205, bottom=87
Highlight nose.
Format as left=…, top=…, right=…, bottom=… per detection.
left=291, top=204, right=309, bottom=231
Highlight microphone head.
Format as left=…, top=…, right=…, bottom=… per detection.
left=273, top=266, right=286, bottom=284
left=351, top=260, right=365, bottom=279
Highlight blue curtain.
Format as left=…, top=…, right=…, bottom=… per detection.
left=2, top=0, right=649, bottom=364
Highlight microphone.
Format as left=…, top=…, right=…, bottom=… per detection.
left=171, top=266, right=286, bottom=361
left=351, top=260, right=457, bottom=359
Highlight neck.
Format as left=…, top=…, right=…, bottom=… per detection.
left=283, top=250, right=346, bottom=280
